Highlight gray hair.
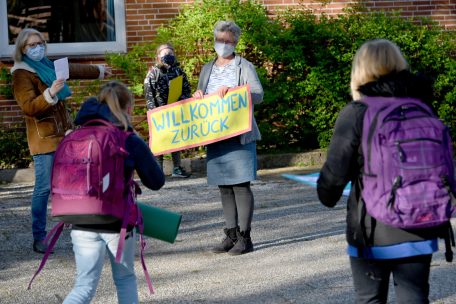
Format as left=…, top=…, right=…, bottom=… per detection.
left=213, top=21, right=241, bottom=44
left=13, top=28, right=46, bottom=62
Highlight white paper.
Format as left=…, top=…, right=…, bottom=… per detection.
left=102, top=173, right=110, bottom=193
left=54, top=57, right=69, bottom=80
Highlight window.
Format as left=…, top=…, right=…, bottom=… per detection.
left=0, top=0, right=126, bottom=58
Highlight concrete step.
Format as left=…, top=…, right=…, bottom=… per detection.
left=0, top=150, right=327, bottom=184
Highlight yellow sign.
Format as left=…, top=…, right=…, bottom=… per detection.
left=147, top=85, right=252, bottom=156
left=167, top=75, right=183, bottom=104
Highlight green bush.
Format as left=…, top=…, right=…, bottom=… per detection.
left=106, top=0, right=456, bottom=152
left=0, top=127, right=32, bottom=169
left=0, top=67, right=13, bottom=98
left=256, top=8, right=456, bottom=149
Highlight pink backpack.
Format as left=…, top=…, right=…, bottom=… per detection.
left=28, top=119, right=155, bottom=293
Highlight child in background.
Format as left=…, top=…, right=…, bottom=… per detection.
left=144, top=43, right=192, bottom=178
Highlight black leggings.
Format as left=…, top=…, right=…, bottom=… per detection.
left=218, top=182, right=254, bottom=232
left=157, top=151, right=181, bottom=169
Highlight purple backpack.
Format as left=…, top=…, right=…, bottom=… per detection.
left=361, top=97, right=456, bottom=229
left=29, top=119, right=155, bottom=293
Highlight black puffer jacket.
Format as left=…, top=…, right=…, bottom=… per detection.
left=317, top=70, right=442, bottom=248
left=143, top=64, right=192, bottom=110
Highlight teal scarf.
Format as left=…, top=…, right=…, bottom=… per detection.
left=22, top=56, right=72, bottom=100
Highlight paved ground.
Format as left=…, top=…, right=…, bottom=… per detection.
left=0, top=167, right=455, bottom=304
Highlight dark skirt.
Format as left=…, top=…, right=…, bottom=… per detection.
left=206, top=137, right=257, bottom=186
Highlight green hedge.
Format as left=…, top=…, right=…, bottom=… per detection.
left=107, top=0, right=455, bottom=153
left=0, top=127, right=32, bottom=169
left=1, top=0, right=455, bottom=168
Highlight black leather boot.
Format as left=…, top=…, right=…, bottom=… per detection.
left=228, top=228, right=253, bottom=255
left=211, top=227, right=238, bottom=253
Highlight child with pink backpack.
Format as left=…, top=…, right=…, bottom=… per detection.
left=58, top=81, right=164, bottom=303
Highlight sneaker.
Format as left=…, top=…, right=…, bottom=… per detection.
left=171, top=166, right=191, bottom=178
left=33, top=240, right=53, bottom=254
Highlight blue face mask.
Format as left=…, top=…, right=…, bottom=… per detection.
left=25, top=45, right=45, bottom=62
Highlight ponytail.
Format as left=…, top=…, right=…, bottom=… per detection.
left=98, top=81, right=132, bottom=131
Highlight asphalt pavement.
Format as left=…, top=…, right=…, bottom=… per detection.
left=0, top=167, right=455, bottom=304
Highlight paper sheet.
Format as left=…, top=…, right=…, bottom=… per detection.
left=54, top=57, right=69, bottom=80
left=282, top=172, right=351, bottom=196
left=167, top=75, right=183, bottom=104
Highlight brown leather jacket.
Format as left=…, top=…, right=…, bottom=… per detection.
left=12, top=63, right=101, bottom=155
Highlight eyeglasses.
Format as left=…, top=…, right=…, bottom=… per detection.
left=26, top=41, right=45, bottom=48
left=215, top=38, right=235, bottom=45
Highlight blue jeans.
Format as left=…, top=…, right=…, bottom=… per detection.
left=350, top=255, right=432, bottom=304
left=63, top=230, right=138, bottom=304
left=31, top=152, right=54, bottom=241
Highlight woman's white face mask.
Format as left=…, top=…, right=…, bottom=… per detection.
left=214, top=42, right=235, bottom=58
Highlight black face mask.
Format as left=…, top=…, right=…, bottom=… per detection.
left=161, top=54, right=176, bottom=66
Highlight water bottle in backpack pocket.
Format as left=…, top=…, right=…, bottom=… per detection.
left=361, top=97, right=456, bottom=229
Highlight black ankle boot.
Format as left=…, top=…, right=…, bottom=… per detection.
left=211, top=227, right=238, bottom=253
left=228, top=228, right=253, bottom=255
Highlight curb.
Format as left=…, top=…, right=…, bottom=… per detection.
left=0, top=150, right=327, bottom=184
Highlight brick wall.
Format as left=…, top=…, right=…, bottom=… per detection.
left=0, top=0, right=455, bottom=129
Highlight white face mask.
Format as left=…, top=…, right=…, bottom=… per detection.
left=25, top=45, right=45, bottom=61
left=214, top=42, right=235, bottom=58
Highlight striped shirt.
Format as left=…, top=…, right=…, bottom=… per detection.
left=205, top=59, right=237, bottom=94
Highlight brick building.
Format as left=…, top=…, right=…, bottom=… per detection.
left=0, top=0, right=455, bottom=129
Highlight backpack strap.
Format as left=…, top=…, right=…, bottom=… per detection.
left=28, top=222, right=65, bottom=289
left=115, top=175, right=136, bottom=263
left=357, top=197, right=376, bottom=258
left=137, top=207, right=155, bottom=294
left=114, top=179, right=155, bottom=294
left=441, top=222, right=455, bottom=263
left=442, top=176, right=456, bottom=207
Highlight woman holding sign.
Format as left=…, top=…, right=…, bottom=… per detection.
left=11, top=28, right=109, bottom=254
left=193, top=21, right=264, bottom=255
left=144, top=43, right=192, bottom=178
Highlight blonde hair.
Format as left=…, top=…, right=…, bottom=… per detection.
left=98, top=81, right=133, bottom=131
left=156, top=43, right=174, bottom=56
left=156, top=43, right=175, bottom=61
left=13, top=28, right=46, bottom=62
left=350, top=39, right=409, bottom=100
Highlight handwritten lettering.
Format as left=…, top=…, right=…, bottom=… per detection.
left=148, top=85, right=252, bottom=155
left=170, top=117, right=230, bottom=143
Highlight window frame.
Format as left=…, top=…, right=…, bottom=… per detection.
left=0, top=0, right=127, bottom=59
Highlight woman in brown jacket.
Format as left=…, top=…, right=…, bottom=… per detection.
left=11, top=28, right=110, bottom=253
